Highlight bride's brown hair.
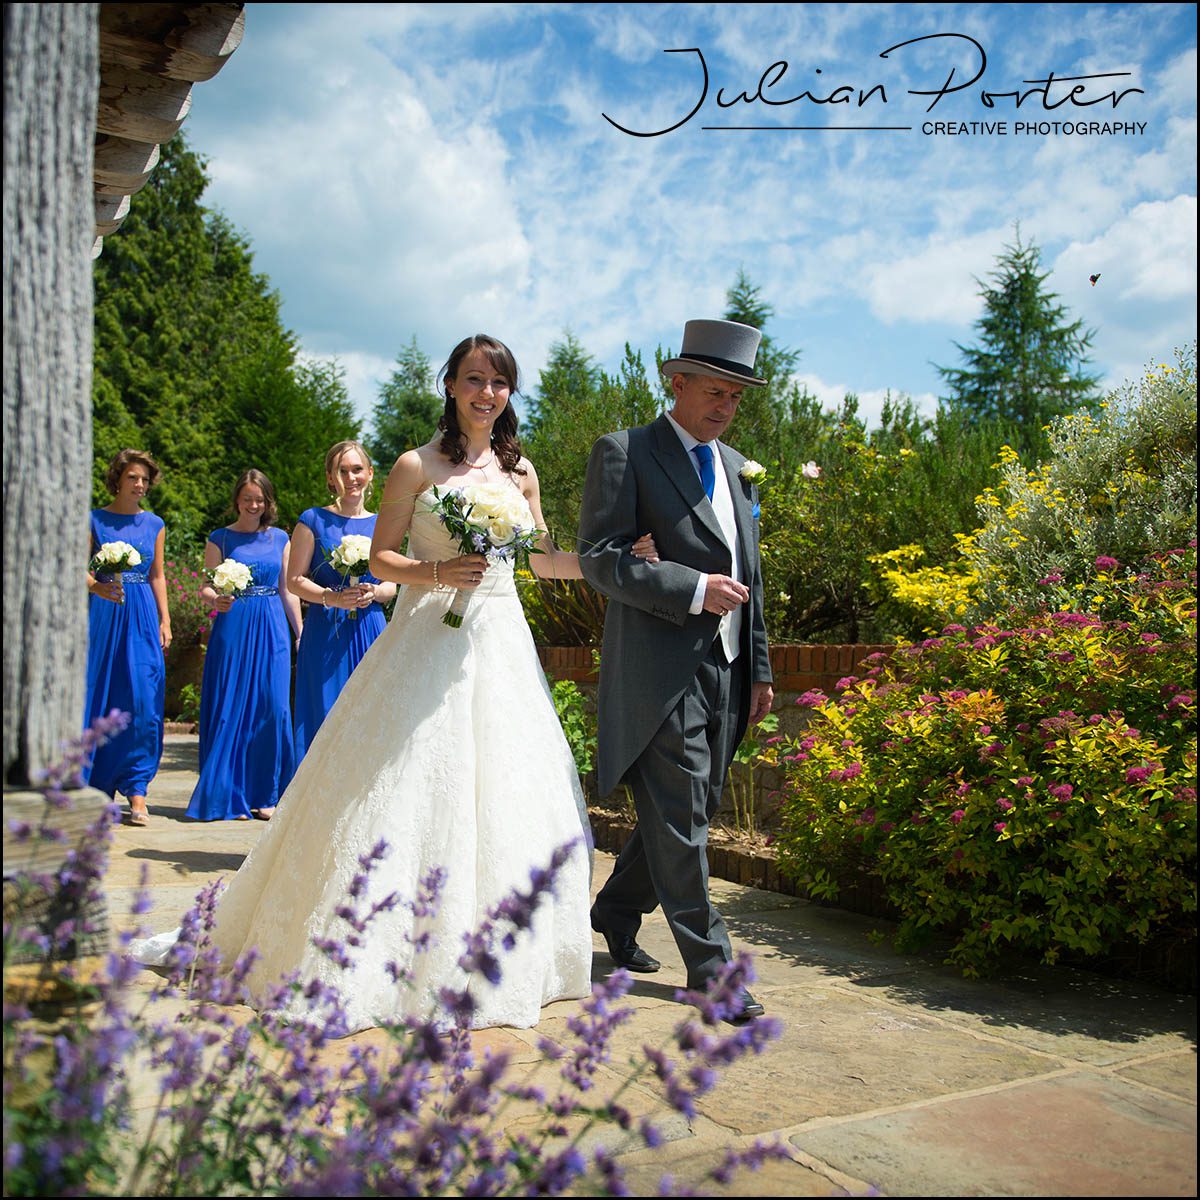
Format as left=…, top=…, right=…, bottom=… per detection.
left=436, top=334, right=526, bottom=476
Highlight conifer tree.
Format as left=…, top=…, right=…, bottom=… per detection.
left=937, top=229, right=1101, bottom=454
left=521, top=331, right=600, bottom=436
left=91, top=133, right=356, bottom=552
left=366, top=336, right=443, bottom=470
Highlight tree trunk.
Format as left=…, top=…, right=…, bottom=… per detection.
left=3, top=3, right=99, bottom=784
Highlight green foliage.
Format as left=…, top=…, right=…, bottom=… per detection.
left=174, top=682, right=201, bottom=725
left=726, top=713, right=780, bottom=836
left=221, top=352, right=358, bottom=527
left=936, top=227, right=1102, bottom=455
left=163, top=554, right=212, bottom=648
left=774, top=546, right=1197, bottom=977
left=966, top=343, right=1198, bottom=619
left=366, top=336, right=443, bottom=470
left=92, top=133, right=358, bottom=546
left=520, top=342, right=661, bottom=645
left=520, top=330, right=602, bottom=437
left=759, top=402, right=1013, bottom=643
left=547, top=675, right=596, bottom=778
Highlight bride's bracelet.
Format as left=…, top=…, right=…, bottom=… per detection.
left=432, top=561, right=441, bottom=589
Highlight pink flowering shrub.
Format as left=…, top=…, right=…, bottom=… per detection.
left=164, top=555, right=214, bottom=647
left=775, top=544, right=1197, bottom=978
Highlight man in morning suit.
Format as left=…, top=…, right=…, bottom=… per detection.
left=578, top=318, right=775, bottom=1024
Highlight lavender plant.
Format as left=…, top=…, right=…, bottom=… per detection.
left=5, top=723, right=787, bottom=1197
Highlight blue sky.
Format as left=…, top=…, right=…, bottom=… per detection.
left=180, top=2, right=1197, bottom=432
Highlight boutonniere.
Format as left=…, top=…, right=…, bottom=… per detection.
left=739, top=460, right=768, bottom=485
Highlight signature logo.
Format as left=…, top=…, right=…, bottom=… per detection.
left=602, top=34, right=1143, bottom=136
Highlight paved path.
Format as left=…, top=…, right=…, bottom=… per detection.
left=100, top=735, right=1196, bottom=1196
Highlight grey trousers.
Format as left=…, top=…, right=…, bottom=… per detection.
left=592, top=641, right=745, bottom=988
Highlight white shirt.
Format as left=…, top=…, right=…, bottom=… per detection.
left=665, top=411, right=742, bottom=662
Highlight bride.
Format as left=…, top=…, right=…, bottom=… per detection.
left=134, top=333, right=656, bottom=1034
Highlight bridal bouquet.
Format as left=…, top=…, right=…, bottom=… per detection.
left=90, top=541, right=142, bottom=604
left=429, top=482, right=541, bottom=627
left=207, top=557, right=253, bottom=598
left=327, top=533, right=373, bottom=619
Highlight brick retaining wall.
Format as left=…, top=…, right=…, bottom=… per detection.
left=537, top=643, right=894, bottom=694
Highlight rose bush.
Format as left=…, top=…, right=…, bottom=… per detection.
left=773, top=543, right=1197, bottom=978
left=163, top=556, right=214, bottom=648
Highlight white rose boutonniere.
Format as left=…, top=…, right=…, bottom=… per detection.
left=739, top=461, right=768, bottom=485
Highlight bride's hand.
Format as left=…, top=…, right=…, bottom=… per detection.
left=444, top=554, right=489, bottom=589
left=632, top=533, right=660, bottom=564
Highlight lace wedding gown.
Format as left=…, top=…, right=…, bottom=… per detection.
left=134, top=489, right=594, bottom=1033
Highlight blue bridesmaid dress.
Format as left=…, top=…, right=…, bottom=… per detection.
left=292, top=507, right=387, bottom=762
left=186, top=526, right=296, bottom=821
left=82, top=509, right=166, bottom=799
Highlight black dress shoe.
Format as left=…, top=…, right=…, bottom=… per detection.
left=590, top=909, right=661, bottom=973
left=724, top=988, right=765, bottom=1025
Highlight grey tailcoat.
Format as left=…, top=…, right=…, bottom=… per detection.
left=578, top=415, right=772, bottom=798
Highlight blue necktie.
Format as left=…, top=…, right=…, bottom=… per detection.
left=692, top=443, right=716, bottom=501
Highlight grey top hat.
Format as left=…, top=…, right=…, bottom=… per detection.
left=660, top=318, right=767, bottom=387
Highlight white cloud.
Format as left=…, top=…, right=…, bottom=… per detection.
left=861, top=231, right=1002, bottom=325
left=180, top=3, right=1196, bottom=431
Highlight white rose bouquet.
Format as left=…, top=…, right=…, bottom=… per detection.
left=90, top=541, right=142, bottom=604
left=327, top=533, right=374, bottom=620
left=207, top=557, right=253, bottom=598
left=428, top=482, right=541, bottom=628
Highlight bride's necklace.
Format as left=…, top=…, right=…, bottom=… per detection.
left=464, top=451, right=494, bottom=472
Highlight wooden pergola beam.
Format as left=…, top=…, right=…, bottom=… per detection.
left=92, top=3, right=244, bottom=254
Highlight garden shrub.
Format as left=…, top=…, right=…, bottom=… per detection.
left=760, top=402, right=1014, bottom=644
left=164, top=554, right=214, bottom=649
left=966, top=342, right=1197, bottom=619
left=774, top=543, right=1197, bottom=978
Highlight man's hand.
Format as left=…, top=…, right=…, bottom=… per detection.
left=749, top=681, right=774, bottom=725
left=702, top=574, right=749, bottom=616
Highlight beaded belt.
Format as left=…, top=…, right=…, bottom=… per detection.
left=239, top=585, right=278, bottom=597
left=97, top=572, right=148, bottom=583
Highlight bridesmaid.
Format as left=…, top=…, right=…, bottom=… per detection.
left=83, top=449, right=171, bottom=826
left=186, top=469, right=303, bottom=822
left=287, top=440, right=397, bottom=762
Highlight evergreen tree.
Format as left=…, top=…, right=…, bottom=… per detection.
left=367, top=336, right=443, bottom=470
left=722, top=267, right=801, bottom=388
left=707, top=268, right=824, bottom=475
left=936, top=228, right=1101, bottom=454
left=91, top=132, right=356, bottom=554
left=520, top=340, right=660, bottom=645
left=521, top=331, right=600, bottom=436
left=222, top=350, right=357, bottom=527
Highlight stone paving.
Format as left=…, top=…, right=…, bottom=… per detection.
left=95, top=735, right=1197, bottom=1196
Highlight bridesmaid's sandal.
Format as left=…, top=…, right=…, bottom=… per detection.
left=251, top=807, right=275, bottom=821
left=128, top=807, right=150, bottom=827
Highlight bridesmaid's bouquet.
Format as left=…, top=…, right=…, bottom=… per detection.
left=327, top=534, right=373, bottom=620
left=207, top=558, right=253, bottom=599
left=428, top=482, right=541, bottom=628
left=90, top=541, right=142, bottom=604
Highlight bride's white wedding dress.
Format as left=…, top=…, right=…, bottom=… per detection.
left=133, top=489, right=594, bottom=1033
